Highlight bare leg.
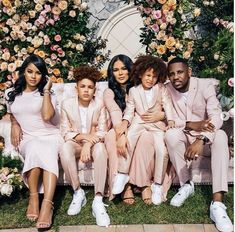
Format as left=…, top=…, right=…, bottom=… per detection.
left=36, top=170, right=57, bottom=229
left=213, top=192, right=223, bottom=202
left=26, top=168, right=41, bottom=221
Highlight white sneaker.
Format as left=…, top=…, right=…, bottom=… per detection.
left=210, top=201, right=233, bottom=232
left=112, top=173, right=129, bottom=195
left=151, top=184, right=163, bottom=205
left=67, top=188, right=87, bottom=215
left=170, top=181, right=194, bottom=207
left=92, top=199, right=110, bottom=227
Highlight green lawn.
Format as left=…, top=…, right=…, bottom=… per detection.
left=0, top=185, right=233, bottom=231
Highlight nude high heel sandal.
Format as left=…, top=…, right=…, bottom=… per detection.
left=26, top=192, right=39, bottom=221
left=36, top=199, right=54, bottom=230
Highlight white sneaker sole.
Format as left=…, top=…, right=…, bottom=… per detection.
left=210, top=212, right=234, bottom=232
left=67, top=197, right=87, bottom=216
left=112, top=175, right=130, bottom=195
left=92, top=211, right=110, bottom=227
left=170, top=192, right=194, bottom=207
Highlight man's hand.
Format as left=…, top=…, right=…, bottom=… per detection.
left=141, top=111, right=165, bottom=123
left=80, top=143, right=92, bottom=163
left=184, top=139, right=204, bottom=161
left=186, top=119, right=215, bottom=132
left=117, top=134, right=129, bottom=158
left=11, top=123, right=23, bottom=149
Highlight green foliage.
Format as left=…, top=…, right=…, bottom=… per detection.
left=192, top=0, right=234, bottom=99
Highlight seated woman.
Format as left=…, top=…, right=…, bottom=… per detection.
left=6, top=54, right=63, bottom=229
left=104, top=54, right=165, bottom=204
left=60, top=65, right=110, bottom=227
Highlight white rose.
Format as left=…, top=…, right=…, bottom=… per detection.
left=79, top=2, right=88, bottom=11
left=0, top=184, right=13, bottom=196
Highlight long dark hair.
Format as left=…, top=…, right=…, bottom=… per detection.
left=107, top=54, right=133, bottom=112
left=7, top=54, right=48, bottom=103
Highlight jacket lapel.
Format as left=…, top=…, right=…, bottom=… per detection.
left=75, top=96, right=82, bottom=132
left=186, top=77, right=198, bottom=120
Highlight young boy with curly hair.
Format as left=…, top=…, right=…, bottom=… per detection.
left=60, top=65, right=110, bottom=227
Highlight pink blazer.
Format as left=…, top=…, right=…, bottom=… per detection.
left=166, top=77, right=223, bottom=142
left=123, top=84, right=174, bottom=131
left=60, top=96, right=108, bottom=142
left=103, top=88, right=123, bottom=127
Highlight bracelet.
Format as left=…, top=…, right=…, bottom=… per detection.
left=43, top=90, right=53, bottom=95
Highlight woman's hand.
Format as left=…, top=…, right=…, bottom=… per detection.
left=117, top=134, right=129, bottom=158
left=11, top=123, right=23, bottom=149
left=167, top=120, right=175, bottom=129
left=141, top=111, right=165, bottom=123
left=43, top=76, right=52, bottom=91
left=114, top=120, right=128, bottom=139
left=81, top=134, right=100, bottom=144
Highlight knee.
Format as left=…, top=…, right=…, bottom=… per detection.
left=213, top=129, right=228, bottom=143
left=93, top=143, right=108, bottom=161
left=60, top=142, right=75, bottom=160
left=165, top=128, right=182, bottom=147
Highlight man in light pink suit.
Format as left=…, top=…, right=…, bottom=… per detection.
left=60, top=65, right=110, bottom=227
left=165, top=57, right=233, bottom=232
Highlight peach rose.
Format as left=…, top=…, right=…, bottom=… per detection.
left=165, top=36, right=176, bottom=48
left=157, top=44, right=166, bottom=55
left=58, top=1, right=68, bottom=11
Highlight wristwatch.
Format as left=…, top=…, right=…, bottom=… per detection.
left=197, top=135, right=210, bottom=145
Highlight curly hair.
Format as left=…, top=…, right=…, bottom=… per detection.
left=107, top=54, right=133, bottom=112
left=7, top=54, right=48, bottom=103
left=130, top=55, right=167, bottom=86
left=73, top=65, right=101, bottom=85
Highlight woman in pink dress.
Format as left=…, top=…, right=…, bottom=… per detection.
left=6, top=54, right=63, bottom=230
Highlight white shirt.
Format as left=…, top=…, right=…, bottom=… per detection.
left=79, top=106, right=88, bottom=133
left=179, top=91, right=189, bottom=105
left=144, top=88, right=154, bottom=107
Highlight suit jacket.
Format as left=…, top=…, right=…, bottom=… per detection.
left=166, top=77, right=223, bottom=142
left=60, top=96, right=108, bottom=142
left=123, top=83, right=174, bottom=131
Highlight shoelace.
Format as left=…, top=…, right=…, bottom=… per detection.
left=178, top=184, right=191, bottom=195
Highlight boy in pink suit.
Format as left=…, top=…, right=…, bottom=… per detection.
left=165, top=57, right=233, bottom=232
left=112, top=55, right=175, bottom=205
left=60, top=65, right=110, bottom=227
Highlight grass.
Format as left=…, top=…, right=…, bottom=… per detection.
left=0, top=185, right=233, bottom=231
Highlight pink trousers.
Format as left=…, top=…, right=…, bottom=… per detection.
left=60, top=140, right=108, bottom=195
left=165, top=129, right=229, bottom=193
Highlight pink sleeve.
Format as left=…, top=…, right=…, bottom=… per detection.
left=103, top=88, right=122, bottom=126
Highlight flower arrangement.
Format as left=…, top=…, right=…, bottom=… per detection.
left=123, top=0, right=200, bottom=61
left=123, top=0, right=233, bottom=112
left=0, top=0, right=109, bottom=118
left=0, top=136, right=24, bottom=197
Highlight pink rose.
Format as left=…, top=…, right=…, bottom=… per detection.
left=152, top=10, right=161, bottom=19
left=54, top=35, right=61, bottom=42
left=50, top=44, right=59, bottom=51
left=228, top=78, right=234, bottom=87
left=51, top=53, right=57, bottom=60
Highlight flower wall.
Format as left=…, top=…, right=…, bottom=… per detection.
left=123, top=0, right=233, bottom=112
left=0, top=0, right=109, bottom=117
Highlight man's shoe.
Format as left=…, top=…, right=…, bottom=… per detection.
left=210, top=201, right=233, bottom=232
left=170, top=181, right=194, bottom=207
left=112, top=173, right=129, bottom=195
left=151, top=184, right=163, bottom=205
left=92, top=200, right=110, bottom=227
left=67, top=188, right=86, bottom=215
